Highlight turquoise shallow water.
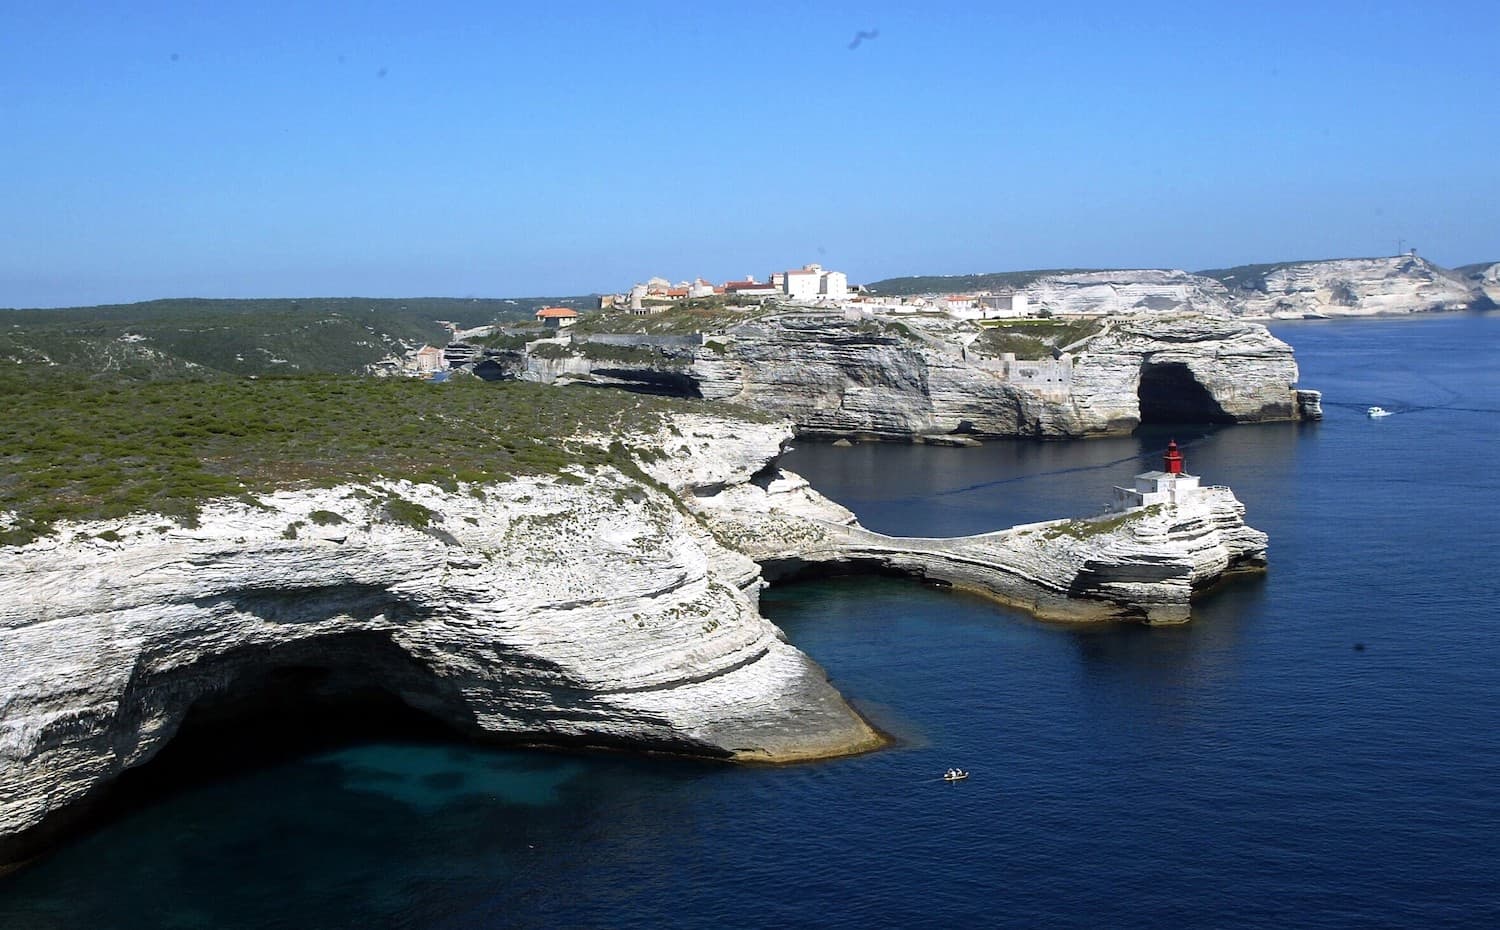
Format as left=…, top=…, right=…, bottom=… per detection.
left=3, top=313, right=1499, bottom=928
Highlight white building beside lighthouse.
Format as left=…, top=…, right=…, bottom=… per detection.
left=1115, top=440, right=1203, bottom=509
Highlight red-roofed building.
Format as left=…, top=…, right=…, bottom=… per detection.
left=535, top=306, right=580, bottom=329
left=724, top=280, right=779, bottom=297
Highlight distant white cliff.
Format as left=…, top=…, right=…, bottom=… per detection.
left=1210, top=256, right=1478, bottom=318
left=1022, top=269, right=1237, bottom=318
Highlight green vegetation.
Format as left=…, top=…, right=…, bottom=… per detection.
left=528, top=342, right=575, bottom=359
left=0, top=296, right=596, bottom=380
left=972, top=318, right=1103, bottom=359
left=570, top=299, right=762, bottom=337
left=472, top=329, right=543, bottom=351
left=1042, top=504, right=1163, bottom=540
left=308, top=509, right=346, bottom=526
left=1196, top=259, right=1392, bottom=292
left=382, top=495, right=437, bottom=529
left=0, top=372, right=714, bottom=546
left=864, top=269, right=1107, bottom=297
left=975, top=331, right=1051, bottom=359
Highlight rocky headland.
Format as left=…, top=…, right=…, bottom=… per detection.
left=516, top=312, right=1317, bottom=441
left=1021, top=269, right=1237, bottom=317
left=1203, top=255, right=1481, bottom=319
left=0, top=413, right=879, bottom=870
left=0, top=406, right=1268, bottom=871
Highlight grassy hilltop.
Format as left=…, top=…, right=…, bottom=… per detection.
left=0, top=296, right=595, bottom=380
left=0, top=371, right=714, bottom=547
left=863, top=269, right=1107, bottom=296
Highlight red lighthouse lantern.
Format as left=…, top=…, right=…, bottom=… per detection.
left=1163, top=439, right=1185, bottom=475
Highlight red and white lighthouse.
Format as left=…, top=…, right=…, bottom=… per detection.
left=1163, top=439, right=1185, bottom=475
left=1114, top=440, right=1201, bottom=510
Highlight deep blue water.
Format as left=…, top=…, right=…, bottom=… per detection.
left=4, top=313, right=1500, bottom=928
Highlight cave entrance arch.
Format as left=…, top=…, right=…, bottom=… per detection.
left=584, top=370, right=703, bottom=398
left=6, top=630, right=479, bottom=869
left=108, top=632, right=475, bottom=810
left=1136, top=361, right=1235, bottom=425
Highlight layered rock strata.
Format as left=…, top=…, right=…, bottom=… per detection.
left=687, top=462, right=1267, bottom=626
left=1, top=412, right=1271, bottom=870
left=1465, top=262, right=1500, bottom=306
left=1023, top=269, right=1237, bottom=317
left=1214, top=256, right=1477, bottom=318
left=0, top=419, right=879, bottom=869
left=520, top=313, right=1311, bottom=440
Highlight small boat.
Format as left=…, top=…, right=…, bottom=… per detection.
left=1367, top=406, right=1392, bottom=418
left=943, top=768, right=969, bottom=782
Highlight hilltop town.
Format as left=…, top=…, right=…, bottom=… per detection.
left=393, top=252, right=1494, bottom=379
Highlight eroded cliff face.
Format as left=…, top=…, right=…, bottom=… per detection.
left=515, top=310, right=1308, bottom=441
left=1024, top=270, right=1237, bottom=317
left=891, top=259, right=1488, bottom=320
left=0, top=418, right=880, bottom=868
left=1468, top=262, right=1500, bottom=306
left=0, top=405, right=1276, bottom=869
left=1071, top=315, right=1303, bottom=426
left=1216, top=256, right=1478, bottom=318
left=673, top=457, right=1267, bottom=626
left=689, top=313, right=1304, bottom=439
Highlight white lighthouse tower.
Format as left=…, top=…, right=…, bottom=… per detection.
left=1114, top=440, right=1202, bottom=510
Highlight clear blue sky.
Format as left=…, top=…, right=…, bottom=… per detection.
left=3, top=0, right=1497, bottom=307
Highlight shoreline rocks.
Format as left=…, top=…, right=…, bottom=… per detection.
left=0, top=410, right=1273, bottom=871
left=0, top=418, right=881, bottom=869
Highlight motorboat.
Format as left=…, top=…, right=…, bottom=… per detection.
left=1367, top=406, right=1392, bottom=418
left=943, top=768, right=969, bottom=782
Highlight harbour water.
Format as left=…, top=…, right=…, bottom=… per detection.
left=3, top=313, right=1499, bottom=928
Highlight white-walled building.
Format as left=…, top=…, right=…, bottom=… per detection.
left=780, top=263, right=849, bottom=302
left=783, top=267, right=822, bottom=300
left=979, top=291, right=1029, bottom=318
left=820, top=270, right=848, bottom=300
left=536, top=307, right=580, bottom=329
left=410, top=344, right=444, bottom=374
left=1114, top=440, right=1203, bottom=509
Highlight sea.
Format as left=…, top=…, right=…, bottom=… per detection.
left=2, top=312, right=1498, bottom=929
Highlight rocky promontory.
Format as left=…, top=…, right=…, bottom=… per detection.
left=1, top=402, right=1272, bottom=870
left=1022, top=269, right=1237, bottom=317
left=0, top=414, right=878, bottom=870
left=678, top=457, right=1267, bottom=626
left=1203, top=255, right=1480, bottom=318
left=518, top=312, right=1313, bottom=440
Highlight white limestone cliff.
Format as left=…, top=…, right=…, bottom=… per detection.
left=515, top=312, right=1309, bottom=440
left=686, top=312, right=1306, bottom=439
left=0, top=408, right=1274, bottom=870
left=1214, top=256, right=1477, bottom=318
left=1023, top=269, right=1237, bottom=317
left=1467, top=262, right=1500, bottom=305
left=0, top=417, right=880, bottom=868
left=684, top=461, right=1267, bottom=626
